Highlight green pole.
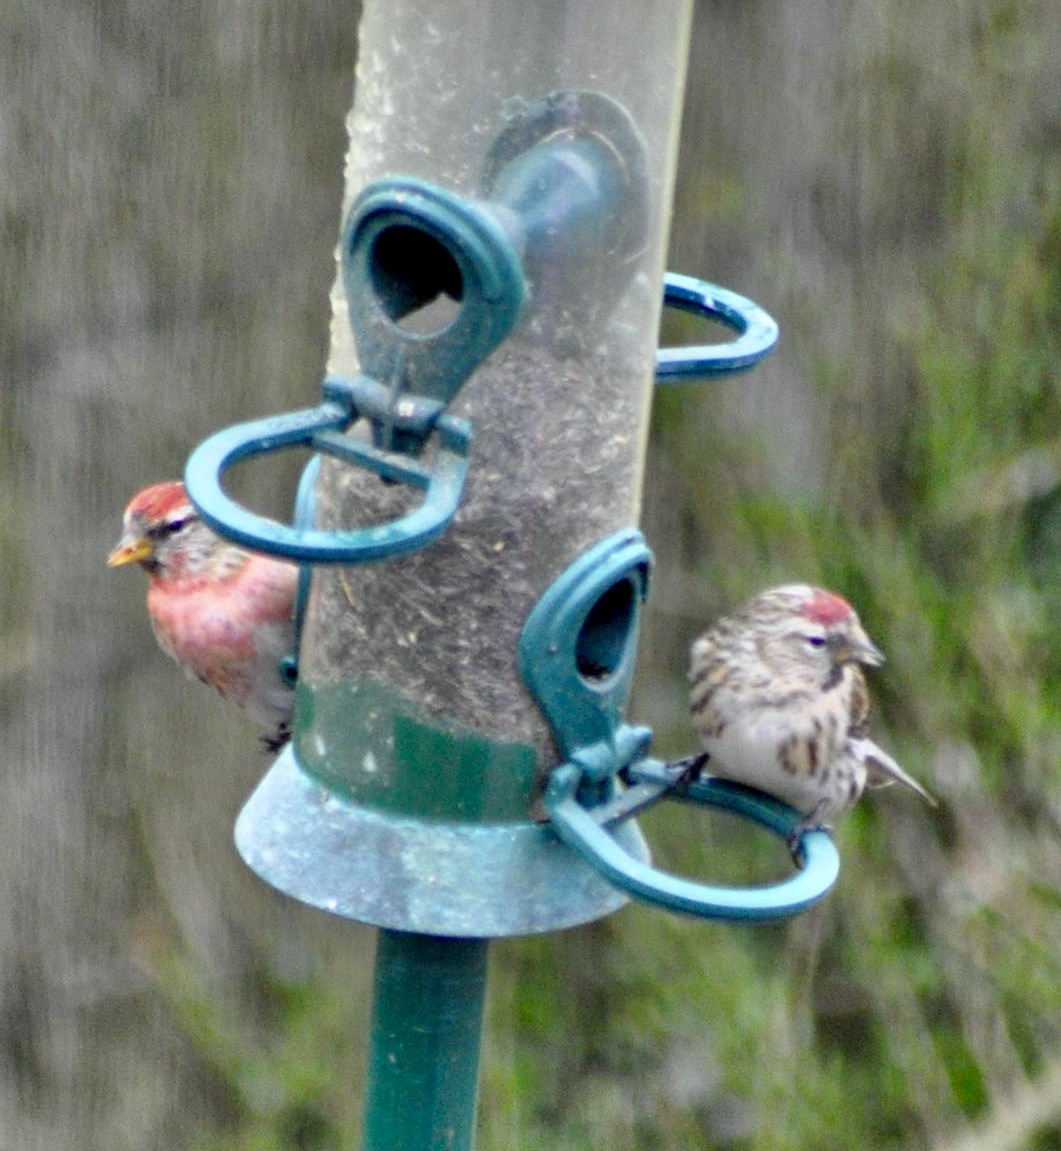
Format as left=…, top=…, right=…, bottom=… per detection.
left=361, top=930, right=489, bottom=1151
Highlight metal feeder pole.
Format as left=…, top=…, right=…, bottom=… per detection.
left=362, top=932, right=488, bottom=1151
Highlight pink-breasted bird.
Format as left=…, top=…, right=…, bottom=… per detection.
left=108, top=481, right=298, bottom=750
left=688, top=584, right=935, bottom=831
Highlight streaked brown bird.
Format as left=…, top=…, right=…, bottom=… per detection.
left=689, top=584, right=935, bottom=829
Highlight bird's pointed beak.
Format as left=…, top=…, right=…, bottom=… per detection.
left=107, top=533, right=154, bottom=568
left=857, top=638, right=885, bottom=667
left=839, top=627, right=885, bottom=667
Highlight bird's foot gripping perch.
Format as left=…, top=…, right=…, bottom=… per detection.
left=778, top=795, right=837, bottom=867
left=664, top=751, right=710, bottom=788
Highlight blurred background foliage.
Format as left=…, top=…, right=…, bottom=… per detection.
left=2, top=0, right=1058, bottom=1149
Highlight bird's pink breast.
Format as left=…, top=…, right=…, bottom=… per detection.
left=146, top=558, right=295, bottom=708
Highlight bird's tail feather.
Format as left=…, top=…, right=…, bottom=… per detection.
left=854, top=738, right=937, bottom=807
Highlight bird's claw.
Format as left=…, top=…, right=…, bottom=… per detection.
left=668, top=752, right=710, bottom=787
left=261, top=724, right=291, bottom=754
left=619, top=753, right=707, bottom=791
left=786, top=819, right=834, bottom=867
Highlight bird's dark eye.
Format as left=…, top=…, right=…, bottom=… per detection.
left=806, top=634, right=826, bottom=647
left=154, top=515, right=195, bottom=538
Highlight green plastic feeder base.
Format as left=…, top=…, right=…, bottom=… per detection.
left=234, top=745, right=649, bottom=937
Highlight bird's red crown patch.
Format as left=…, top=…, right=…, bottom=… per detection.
left=803, top=588, right=853, bottom=626
left=127, top=481, right=191, bottom=522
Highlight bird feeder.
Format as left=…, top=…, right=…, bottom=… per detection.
left=183, top=2, right=839, bottom=1148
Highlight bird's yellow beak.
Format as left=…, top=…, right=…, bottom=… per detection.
left=107, top=534, right=154, bottom=568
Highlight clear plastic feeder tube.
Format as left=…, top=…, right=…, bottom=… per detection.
left=299, top=1, right=694, bottom=792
